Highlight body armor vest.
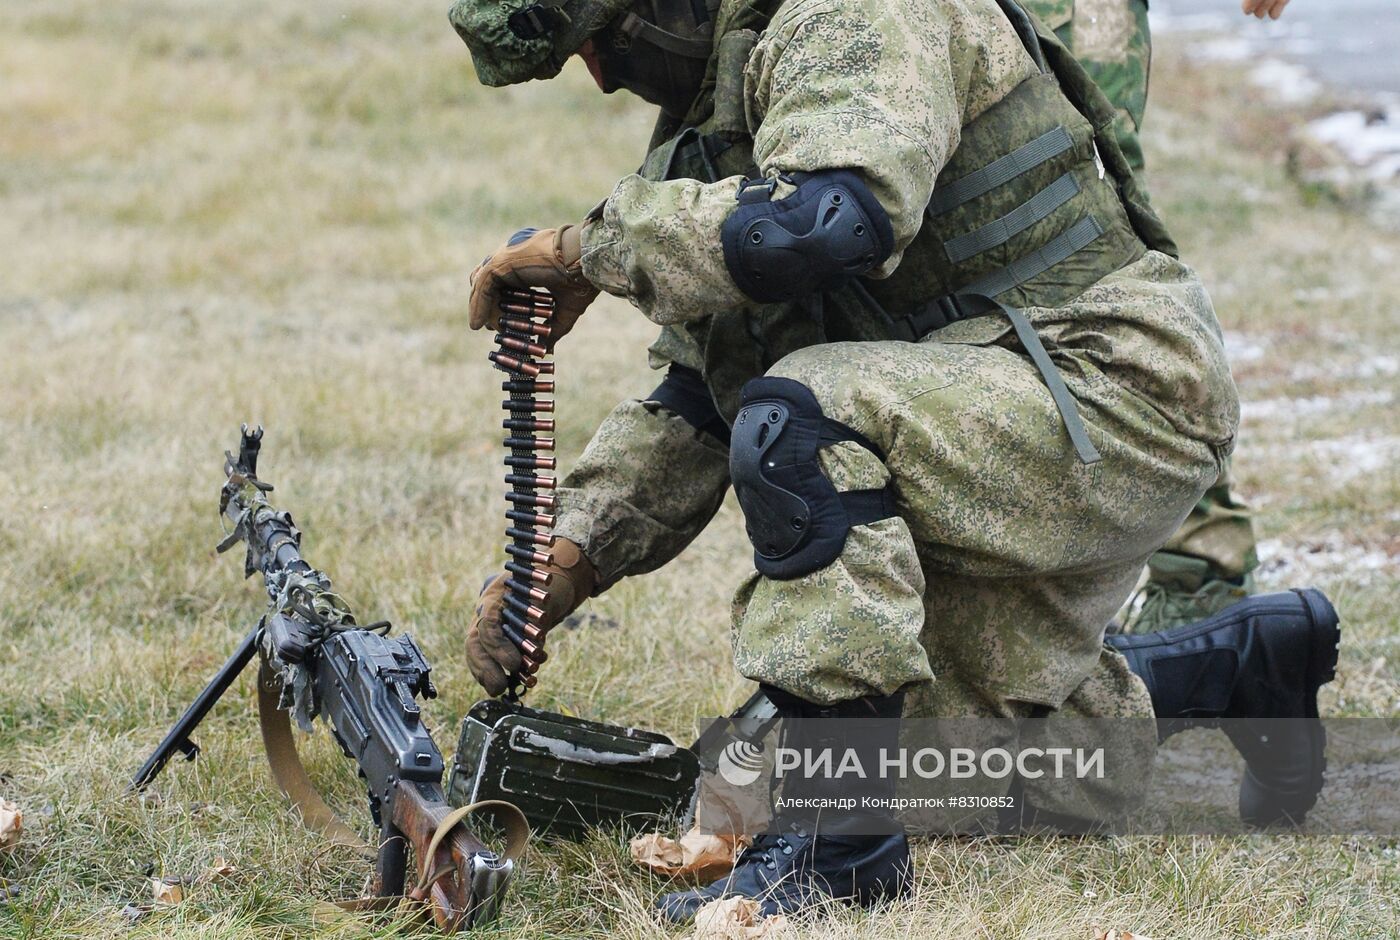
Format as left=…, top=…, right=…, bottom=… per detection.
left=638, top=0, right=1177, bottom=432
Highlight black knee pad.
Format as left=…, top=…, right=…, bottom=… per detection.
left=730, top=377, right=897, bottom=580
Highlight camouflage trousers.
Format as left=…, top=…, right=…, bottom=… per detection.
left=1160, top=454, right=1259, bottom=577
left=556, top=252, right=1235, bottom=821
left=733, top=337, right=1187, bottom=698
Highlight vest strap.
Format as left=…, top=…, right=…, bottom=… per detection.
left=1000, top=301, right=1103, bottom=465
left=892, top=291, right=1102, bottom=465
left=617, top=12, right=715, bottom=59
left=943, top=172, right=1081, bottom=264
left=963, top=214, right=1104, bottom=298
left=661, top=128, right=757, bottom=183
left=927, top=126, right=1075, bottom=217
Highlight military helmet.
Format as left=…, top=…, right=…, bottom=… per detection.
left=450, top=0, right=714, bottom=91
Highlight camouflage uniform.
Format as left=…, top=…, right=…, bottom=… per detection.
left=1023, top=0, right=1261, bottom=586
left=550, top=0, right=1239, bottom=819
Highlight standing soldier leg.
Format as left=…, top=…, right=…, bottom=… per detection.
left=1062, top=0, right=1153, bottom=172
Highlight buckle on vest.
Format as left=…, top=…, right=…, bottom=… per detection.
left=896, top=293, right=969, bottom=342
left=937, top=294, right=967, bottom=325
left=735, top=172, right=794, bottom=204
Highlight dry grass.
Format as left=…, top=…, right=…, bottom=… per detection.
left=0, top=2, right=1396, bottom=937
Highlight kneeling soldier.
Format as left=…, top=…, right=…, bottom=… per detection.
left=452, top=0, right=1339, bottom=921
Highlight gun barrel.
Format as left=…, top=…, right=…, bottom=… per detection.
left=129, top=625, right=261, bottom=791
left=220, top=456, right=348, bottom=628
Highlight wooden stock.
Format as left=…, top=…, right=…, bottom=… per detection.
left=387, top=785, right=528, bottom=931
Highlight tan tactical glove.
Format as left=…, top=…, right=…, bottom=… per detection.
left=468, top=225, right=598, bottom=346
left=466, top=537, right=599, bottom=697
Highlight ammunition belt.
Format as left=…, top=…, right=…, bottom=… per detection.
left=488, top=289, right=560, bottom=696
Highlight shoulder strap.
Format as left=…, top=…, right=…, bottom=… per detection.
left=991, top=0, right=1050, bottom=72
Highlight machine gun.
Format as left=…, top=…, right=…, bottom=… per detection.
left=131, top=426, right=527, bottom=931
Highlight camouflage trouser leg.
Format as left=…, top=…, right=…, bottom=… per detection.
left=1064, top=0, right=1153, bottom=173
left=730, top=339, right=1220, bottom=819
left=1156, top=455, right=1260, bottom=578
left=895, top=643, right=1157, bottom=831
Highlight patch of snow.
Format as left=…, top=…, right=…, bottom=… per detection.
left=1291, top=284, right=1363, bottom=304
left=1150, top=10, right=1235, bottom=34
left=1249, top=58, right=1322, bottom=105
left=1368, top=187, right=1400, bottom=232
left=1257, top=535, right=1398, bottom=587
left=1288, top=353, right=1400, bottom=384
left=1222, top=330, right=1267, bottom=363
left=1306, top=434, right=1400, bottom=482
left=1240, top=389, right=1395, bottom=423
left=1356, top=354, right=1399, bottom=378
left=1369, top=154, right=1400, bottom=182
left=1307, top=110, right=1400, bottom=179
left=1189, top=36, right=1253, bottom=63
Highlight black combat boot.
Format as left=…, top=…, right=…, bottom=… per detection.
left=656, top=686, right=911, bottom=923
left=1107, top=588, right=1340, bottom=827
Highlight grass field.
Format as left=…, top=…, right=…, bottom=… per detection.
left=1, top=1, right=1398, bottom=936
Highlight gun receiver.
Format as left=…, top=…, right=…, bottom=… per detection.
left=132, top=426, right=527, bottom=930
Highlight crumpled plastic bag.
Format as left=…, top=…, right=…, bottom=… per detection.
left=0, top=800, right=20, bottom=851
left=629, top=825, right=750, bottom=883
left=692, top=897, right=787, bottom=939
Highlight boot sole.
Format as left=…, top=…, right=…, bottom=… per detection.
left=1239, top=587, right=1340, bottom=828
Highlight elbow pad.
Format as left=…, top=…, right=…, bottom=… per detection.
left=721, top=170, right=895, bottom=304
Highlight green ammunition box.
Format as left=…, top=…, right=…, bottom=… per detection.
left=447, top=699, right=701, bottom=840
